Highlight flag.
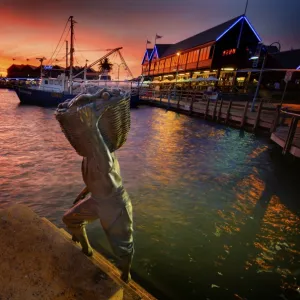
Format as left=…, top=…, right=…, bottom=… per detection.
left=147, top=40, right=151, bottom=44
left=155, top=34, right=162, bottom=39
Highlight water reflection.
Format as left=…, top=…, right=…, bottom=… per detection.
left=0, top=90, right=299, bottom=300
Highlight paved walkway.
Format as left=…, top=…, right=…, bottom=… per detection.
left=0, top=204, right=155, bottom=300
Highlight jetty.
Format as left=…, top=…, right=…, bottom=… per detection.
left=0, top=204, right=155, bottom=300
left=271, top=108, right=300, bottom=157
left=138, top=88, right=300, bottom=157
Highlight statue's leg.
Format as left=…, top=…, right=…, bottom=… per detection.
left=98, top=188, right=134, bottom=283
left=62, top=196, right=98, bottom=257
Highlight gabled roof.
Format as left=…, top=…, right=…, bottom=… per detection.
left=153, top=44, right=172, bottom=58
left=160, top=15, right=261, bottom=58
left=141, top=48, right=153, bottom=64
left=270, top=49, right=300, bottom=69
left=146, top=49, right=153, bottom=57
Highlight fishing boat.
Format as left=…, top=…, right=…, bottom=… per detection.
left=15, top=16, right=139, bottom=108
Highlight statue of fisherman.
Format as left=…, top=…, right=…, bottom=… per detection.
left=55, top=88, right=134, bottom=283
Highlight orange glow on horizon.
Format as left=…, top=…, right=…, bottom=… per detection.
left=0, top=8, right=143, bottom=78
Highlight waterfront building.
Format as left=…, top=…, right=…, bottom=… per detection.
left=141, top=15, right=300, bottom=90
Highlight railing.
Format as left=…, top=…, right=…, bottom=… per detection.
left=271, top=107, right=300, bottom=155
left=137, top=87, right=279, bottom=132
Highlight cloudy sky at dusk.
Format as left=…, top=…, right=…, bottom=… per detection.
left=0, top=0, right=299, bottom=77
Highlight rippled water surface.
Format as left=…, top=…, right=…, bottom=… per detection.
left=0, top=89, right=299, bottom=300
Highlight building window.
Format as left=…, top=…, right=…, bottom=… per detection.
left=186, top=49, right=200, bottom=70
left=150, top=62, right=155, bottom=71
left=171, top=56, right=179, bottom=68
left=165, top=58, right=171, bottom=68
left=159, top=60, right=165, bottom=69
left=179, top=53, right=188, bottom=65
left=199, top=46, right=211, bottom=61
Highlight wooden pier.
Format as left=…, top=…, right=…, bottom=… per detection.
left=270, top=108, right=300, bottom=157
left=139, top=88, right=278, bottom=132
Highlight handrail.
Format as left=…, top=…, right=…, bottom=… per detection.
left=280, top=109, right=300, bottom=118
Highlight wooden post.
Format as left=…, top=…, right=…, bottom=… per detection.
left=280, top=107, right=288, bottom=126
left=212, top=99, right=218, bottom=120
left=225, top=100, right=233, bottom=124
left=240, top=101, right=249, bottom=128
left=253, top=101, right=263, bottom=132
left=190, top=90, right=195, bottom=115
left=167, top=89, right=171, bottom=110
left=282, top=117, right=298, bottom=155
left=176, top=90, right=181, bottom=109
left=217, top=99, right=223, bottom=122
left=204, top=98, right=210, bottom=119
left=270, top=105, right=281, bottom=133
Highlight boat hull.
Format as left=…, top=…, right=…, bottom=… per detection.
left=15, top=87, right=140, bottom=108
left=16, top=87, right=72, bottom=107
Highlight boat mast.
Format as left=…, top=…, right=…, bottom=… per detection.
left=36, top=57, right=46, bottom=80
left=66, top=40, right=68, bottom=70
left=69, top=16, right=74, bottom=93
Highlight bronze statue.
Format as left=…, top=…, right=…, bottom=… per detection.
left=55, top=88, right=134, bottom=283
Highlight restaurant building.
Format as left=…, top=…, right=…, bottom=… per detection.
left=141, top=15, right=299, bottom=89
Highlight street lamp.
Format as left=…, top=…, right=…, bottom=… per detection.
left=249, top=42, right=281, bottom=111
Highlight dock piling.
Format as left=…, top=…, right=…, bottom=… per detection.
left=253, top=101, right=263, bottom=132
left=240, top=101, right=249, bottom=128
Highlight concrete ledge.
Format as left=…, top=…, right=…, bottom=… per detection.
left=0, top=205, right=155, bottom=300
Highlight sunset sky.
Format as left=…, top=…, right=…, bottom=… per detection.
left=1, top=0, right=299, bottom=78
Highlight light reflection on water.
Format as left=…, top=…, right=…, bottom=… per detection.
left=0, top=89, right=299, bottom=300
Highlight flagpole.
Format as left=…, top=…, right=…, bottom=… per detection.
left=244, top=0, right=248, bottom=15
left=154, top=34, right=157, bottom=46
left=237, top=0, right=248, bottom=49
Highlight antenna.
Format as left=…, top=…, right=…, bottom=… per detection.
left=69, top=16, right=75, bottom=93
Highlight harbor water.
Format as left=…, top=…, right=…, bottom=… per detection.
left=0, top=89, right=299, bottom=300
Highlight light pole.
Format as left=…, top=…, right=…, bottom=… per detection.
left=249, top=42, right=281, bottom=112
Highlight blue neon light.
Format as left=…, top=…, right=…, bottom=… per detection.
left=297, top=65, right=300, bottom=70
left=244, top=16, right=262, bottom=42
left=141, top=50, right=149, bottom=65
left=216, top=16, right=243, bottom=41
left=149, top=45, right=159, bottom=61
left=216, top=16, right=262, bottom=42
